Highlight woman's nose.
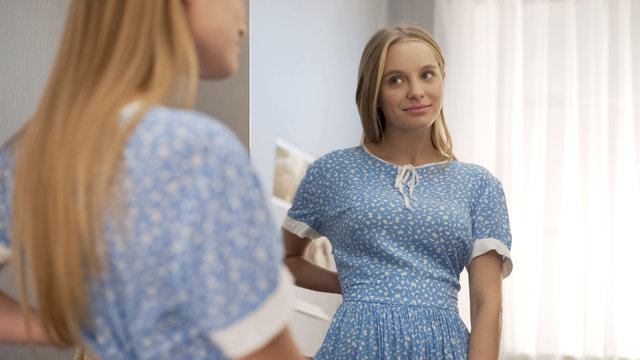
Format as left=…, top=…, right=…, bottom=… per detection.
left=407, top=82, right=425, bottom=100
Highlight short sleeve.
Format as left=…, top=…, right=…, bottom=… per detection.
left=468, top=173, right=513, bottom=278
left=281, top=160, right=325, bottom=240
left=113, top=112, right=294, bottom=359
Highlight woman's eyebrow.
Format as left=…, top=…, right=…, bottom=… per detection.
left=383, top=64, right=438, bottom=78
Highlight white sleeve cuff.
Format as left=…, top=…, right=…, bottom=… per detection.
left=467, top=238, right=513, bottom=278
left=0, top=244, right=11, bottom=267
left=282, top=216, right=322, bottom=240
left=210, top=266, right=295, bottom=359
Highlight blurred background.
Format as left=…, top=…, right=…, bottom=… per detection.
left=1, top=0, right=639, bottom=359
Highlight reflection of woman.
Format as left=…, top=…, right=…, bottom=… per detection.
left=283, top=25, right=512, bottom=359
left=0, top=1, right=300, bottom=359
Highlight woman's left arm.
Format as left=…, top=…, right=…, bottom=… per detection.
left=467, top=250, right=503, bottom=360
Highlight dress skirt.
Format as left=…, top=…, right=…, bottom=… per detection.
left=314, top=300, right=469, bottom=360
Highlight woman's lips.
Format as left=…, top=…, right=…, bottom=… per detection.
left=403, top=104, right=431, bottom=113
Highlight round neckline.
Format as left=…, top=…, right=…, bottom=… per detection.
left=360, top=145, right=451, bottom=169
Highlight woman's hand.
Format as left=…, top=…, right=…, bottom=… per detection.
left=283, top=229, right=341, bottom=294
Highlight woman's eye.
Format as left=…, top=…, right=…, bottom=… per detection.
left=388, top=76, right=403, bottom=85
left=421, top=71, right=433, bottom=80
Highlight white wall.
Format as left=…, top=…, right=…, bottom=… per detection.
left=249, top=0, right=388, bottom=197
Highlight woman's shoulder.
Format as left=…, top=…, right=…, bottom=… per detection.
left=447, top=160, right=501, bottom=185
left=128, top=105, right=246, bottom=164
left=449, top=160, right=491, bottom=175
left=137, top=106, right=239, bottom=146
left=309, top=146, right=365, bottom=169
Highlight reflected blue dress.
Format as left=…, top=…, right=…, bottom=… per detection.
left=283, top=146, right=513, bottom=359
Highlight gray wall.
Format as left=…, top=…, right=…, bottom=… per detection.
left=0, top=0, right=69, bottom=145
left=249, top=0, right=389, bottom=197
left=0, top=1, right=75, bottom=358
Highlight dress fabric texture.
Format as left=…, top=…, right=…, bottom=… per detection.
left=0, top=106, right=292, bottom=360
left=283, top=146, right=512, bottom=360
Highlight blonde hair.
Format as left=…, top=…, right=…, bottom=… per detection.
left=355, top=25, right=456, bottom=161
left=11, top=0, right=198, bottom=346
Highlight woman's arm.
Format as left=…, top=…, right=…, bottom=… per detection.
left=0, top=290, right=49, bottom=345
left=467, top=250, right=503, bottom=360
left=282, top=229, right=341, bottom=294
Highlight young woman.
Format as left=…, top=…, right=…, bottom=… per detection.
left=283, top=25, right=513, bottom=359
left=0, top=1, right=301, bottom=359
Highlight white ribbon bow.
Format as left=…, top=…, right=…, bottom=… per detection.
left=394, top=164, right=419, bottom=210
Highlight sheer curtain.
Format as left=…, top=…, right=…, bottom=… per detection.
left=433, top=0, right=640, bottom=359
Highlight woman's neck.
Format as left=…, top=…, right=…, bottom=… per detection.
left=365, top=127, right=446, bottom=166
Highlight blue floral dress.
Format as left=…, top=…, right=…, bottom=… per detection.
left=0, top=105, right=293, bottom=360
left=283, top=146, right=512, bottom=359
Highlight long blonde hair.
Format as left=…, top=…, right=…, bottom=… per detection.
left=355, top=25, right=456, bottom=161
left=11, top=0, right=198, bottom=346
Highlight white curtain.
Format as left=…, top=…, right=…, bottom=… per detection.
left=433, top=0, right=640, bottom=359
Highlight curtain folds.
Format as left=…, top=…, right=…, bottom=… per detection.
left=433, top=0, right=640, bottom=358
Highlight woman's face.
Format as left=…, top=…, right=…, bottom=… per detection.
left=378, top=40, right=444, bottom=134
left=184, top=0, right=247, bottom=79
